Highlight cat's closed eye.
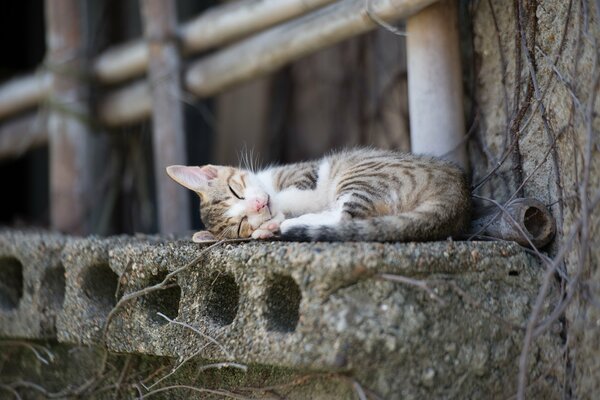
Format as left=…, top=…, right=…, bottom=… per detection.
left=229, top=184, right=244, bottom=200
left=237, top=216, right=248, bottom=237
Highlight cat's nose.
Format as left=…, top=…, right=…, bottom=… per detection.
left=253, top=199, right=267, bottom=212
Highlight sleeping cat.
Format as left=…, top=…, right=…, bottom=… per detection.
left=166, top=148, right=471, bottom=242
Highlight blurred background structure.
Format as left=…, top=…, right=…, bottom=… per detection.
left=0, top=0, right=438, bottom=236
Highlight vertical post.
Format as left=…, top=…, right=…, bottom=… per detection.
left=406, top=0, right=467, bottom=169
left=141, top=0, right=190, bottom=233
left=45, top=0, right=93, bottom=234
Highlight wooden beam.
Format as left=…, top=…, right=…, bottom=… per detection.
left=141, top=0, right=190, bottom=234
left=94, top=0, right=338, bottom=85
left=406, top=0, right=467, bottom=168
left=99, top=0, right=438, bottom=127
left=45, top=0, right=93, bottom=234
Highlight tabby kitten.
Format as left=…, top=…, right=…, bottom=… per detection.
left=166, top=148, right=471, bottom=242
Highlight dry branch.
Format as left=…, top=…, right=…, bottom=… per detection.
left=102, top=239, right=250, bottom=340
left=377, top=273, right=445, bottom=304
left=156, top=312, right=233, bottom=360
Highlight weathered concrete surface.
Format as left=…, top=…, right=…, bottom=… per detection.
left=0, top=230, right=564, bottom=398
left=470, top=1, right=600, bottom=397
left=0, top=230, right=65, bottom=338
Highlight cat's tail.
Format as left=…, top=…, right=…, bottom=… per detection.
left=281, top=203, right=471, bottom=242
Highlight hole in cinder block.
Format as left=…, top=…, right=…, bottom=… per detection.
left=206, top=273, right=239, bottom=326
left=265, top=275, right=301, bottom=333
left=0, top=256, right=24, bottom=311
left=508, top=270, right=520, bottom=277
left=144, top=272, right=181, bottom=326
left=40, top=264, right=66, bottom=310
left=82, top=263, right=118, bottom=313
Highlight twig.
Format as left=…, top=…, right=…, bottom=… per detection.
left=446, top=281, right=525, bottom=332
left=377, top=273, right=445, bottom=305
left=516, top=188, right=600, bottom=400
left=140, top=384, right=251, bottom=399
left=237, top=373, right=327, bottom=393
left=471, top=195, right=547, bottom=262
left=352, top=380, right=368, bottom=400
left=516, top=19, right=600, bottom=398
left=145, top=331, right=229, bottom=389
left=196, top=362, right=248, bottom=374
left=114, top=354, right=133, bottom=399
left=155, top=312, right=233, bottom=359
left=364, top=0, right=406, bottom=36
left=102, top=239, right=249, bottom=339
left=0, top=384, right=22, bottom=400
left=0, top=341, right=54, bottom=365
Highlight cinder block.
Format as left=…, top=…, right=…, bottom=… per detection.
left=0, top=230, right=564, bottom=398
left=0, top=230, right=66, bottom=338
left=104, top=239, right=186, bottom=356
left=102, top=239, right=563, bottom=398
left=56, top=235, right=155, bottom=344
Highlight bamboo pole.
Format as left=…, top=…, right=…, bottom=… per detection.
left=0, top=0, right=338, bottom=122
left=185, top=0, right=438, bottom=96
left=0, top=73, right=51, bottom=120
left=406, top=0, right=467, bottom=168
left=141, top=0, right=190, bottom=234
left=0, top=114, right=47, bottom=159
left=98, top=81, right=152, bottom=127
left=45, top=0, right=93, bottom=234
left=0, top=0, right=440, bottom=131
left=94, top=0, right=338, bottom=85
left=99, top=0, right=438, bottom=127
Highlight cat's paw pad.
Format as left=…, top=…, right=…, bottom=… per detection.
left=251, top=229, right=275, bottom=240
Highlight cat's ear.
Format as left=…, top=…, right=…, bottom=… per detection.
left=166, top=165, right=218, bottom=192
left=192, top=230, right=217, bottom=243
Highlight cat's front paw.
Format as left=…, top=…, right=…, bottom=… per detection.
left=255, top=212, right=284, bottom=237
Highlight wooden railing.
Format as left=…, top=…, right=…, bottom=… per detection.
left=0, top=0, right=447, bottom=234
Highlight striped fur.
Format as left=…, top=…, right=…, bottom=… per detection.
left=167, top=148, right=471, bottom=242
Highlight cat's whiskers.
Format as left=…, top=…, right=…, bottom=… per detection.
left=238, top=145, right=261, bottom=173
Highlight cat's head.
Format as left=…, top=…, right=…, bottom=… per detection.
left=166, top=165, right=272, bottom=239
